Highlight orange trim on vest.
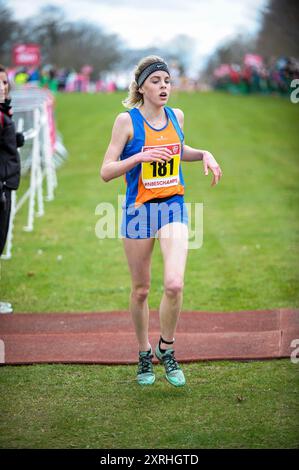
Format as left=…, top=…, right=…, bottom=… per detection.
left=135, top=118, right=184, bottom=207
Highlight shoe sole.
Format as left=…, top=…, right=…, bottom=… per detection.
left=137, top=376, right=155, bottom=385
left=165, top=376, right=185, bottom=387
left=137, top=347, right=155, bottom=385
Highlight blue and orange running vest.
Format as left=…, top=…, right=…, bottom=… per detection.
left=120, top=106, right=185, bottom=208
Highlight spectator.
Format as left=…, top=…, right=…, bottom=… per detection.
left=213, top=55, right=299, bottom=96
left=0, top=64, right=25, bottom=314
left=40, top=67, right=58, bottom=94
left=14, top=67, right=29, bottom=85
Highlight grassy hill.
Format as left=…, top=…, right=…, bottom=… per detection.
left=0, top=91, right=298, bottom=448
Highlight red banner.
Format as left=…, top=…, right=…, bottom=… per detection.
left=13, top=44, right=41, bottom=67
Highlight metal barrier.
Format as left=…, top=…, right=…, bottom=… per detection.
left=1, top=85, right=67, bottom=259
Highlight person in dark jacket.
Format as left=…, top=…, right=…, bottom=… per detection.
left=0, top=64, right=24, bottom=313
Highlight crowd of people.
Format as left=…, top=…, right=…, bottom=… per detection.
left=213, top=56, right=299, bottom=95
left=6, top=55, right=299, bottom=97
left=7, top=66, right=119, bottom=94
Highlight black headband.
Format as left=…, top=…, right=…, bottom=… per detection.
left=136, top=62, right=170, bottom=88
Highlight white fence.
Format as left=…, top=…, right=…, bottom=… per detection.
left=1, top=86, right=67, bottom=259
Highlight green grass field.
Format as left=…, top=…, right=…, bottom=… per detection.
left=0, top=91, right=299, bottom=448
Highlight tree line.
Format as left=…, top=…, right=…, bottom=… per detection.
left=0, top=1, right=195, bottom=79
left=0, top=2, right=122, bottom=78
left=201, top=0, right=299, bottom=79
left=1, top=0, right=298, bottom=80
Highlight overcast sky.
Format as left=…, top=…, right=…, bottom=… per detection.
left=9, top=0, right=269, bottom=74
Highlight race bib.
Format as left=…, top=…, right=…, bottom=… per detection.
left=141, top=143, right=181, bottom=189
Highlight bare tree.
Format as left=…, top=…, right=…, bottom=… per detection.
left=161, top=34, right=196, bottom=75
left=0, top=0, right=18, bottom=64
left=200, top=33, right=257, bottom=80
left=256, top=0, right=299, bottom=58
left=0, top=2, right=122, bottom=76
left=51, top=22, right=122, bottom=77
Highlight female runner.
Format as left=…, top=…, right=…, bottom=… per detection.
left=100, top=56, right=222, bottom=386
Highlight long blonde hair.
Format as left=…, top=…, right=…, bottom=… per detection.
left=122, top=55, right=168, bottom=109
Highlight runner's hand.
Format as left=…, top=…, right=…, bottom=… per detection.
left=203, top=151, right=223, bottom=186
left=138, top=148, right=173, bottom=164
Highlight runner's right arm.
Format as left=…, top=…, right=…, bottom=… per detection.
left=100, top=113, right=172, bottom=182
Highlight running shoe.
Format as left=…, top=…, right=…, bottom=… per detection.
left=0, top=302, right=13, bottom=314
left=137, top=348, right=155, bottom=385
left=155, top=345, right=186, bottom=387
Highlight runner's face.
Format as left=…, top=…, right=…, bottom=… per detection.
left=0, top=72, right=9, bottom=103
left=139, top=71, right=171, bottom=106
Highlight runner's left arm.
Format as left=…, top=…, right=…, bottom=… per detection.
left=173, top=108, right=223, bottom=185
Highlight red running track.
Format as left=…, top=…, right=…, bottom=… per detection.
left=0, top=308, right=298, bottom=365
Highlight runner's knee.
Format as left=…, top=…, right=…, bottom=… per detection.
left=164, top=278, right=184, bottom=297
left=131, top=284, right=150, bottom=303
